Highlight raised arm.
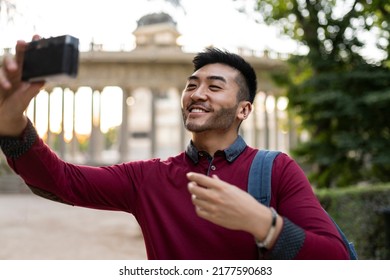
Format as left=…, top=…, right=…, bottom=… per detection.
left=0, top=39, right=135, bottom=213
left=0, top=37, right=44, bottom=137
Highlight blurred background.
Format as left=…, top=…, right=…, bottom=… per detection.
left=0, top=0, right=390, bottom=259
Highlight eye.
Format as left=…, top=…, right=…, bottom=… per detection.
left=209, top=85, right=222, bottom=91
left=185, top=83, right=197, bottom=91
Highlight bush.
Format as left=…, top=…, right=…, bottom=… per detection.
left=316, top=183, right=390, bottom=259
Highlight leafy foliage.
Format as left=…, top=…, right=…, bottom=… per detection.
left=253, top=0, right=390, bottom=187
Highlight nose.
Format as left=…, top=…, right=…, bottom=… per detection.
left=190, top=86, right=207, bottom=101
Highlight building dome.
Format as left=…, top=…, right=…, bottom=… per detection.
left=137, top=12, right=177, bottom=27
left=133, top=12, right=180, bottom=48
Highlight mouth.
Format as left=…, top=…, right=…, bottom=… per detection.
left=190, top=108, right=207, bottom=113
left=188, top=104, right=211, bottom=114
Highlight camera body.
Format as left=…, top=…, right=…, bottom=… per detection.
left=22, top=35, right=79, bottom=82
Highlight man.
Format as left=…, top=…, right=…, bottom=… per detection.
left=0, top=39, right=349, bottom=259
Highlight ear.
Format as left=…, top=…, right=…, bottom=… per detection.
left=237, top=101, right=252, bottom=121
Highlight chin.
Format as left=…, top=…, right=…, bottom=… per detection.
left=185, top=123, right=208, bottom=133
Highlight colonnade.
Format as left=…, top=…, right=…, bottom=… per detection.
left=26, top=85, right=296, bottom=165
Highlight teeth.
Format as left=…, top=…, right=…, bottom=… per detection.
left=191, top=109, right=206, bottom=113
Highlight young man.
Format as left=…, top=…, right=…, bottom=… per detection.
left=0, top=39, right=349, bottom=259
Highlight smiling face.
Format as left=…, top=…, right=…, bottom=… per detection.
left=181, top=63, right=244, bottom=134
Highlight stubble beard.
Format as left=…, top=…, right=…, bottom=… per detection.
left=182, top=104, right=239, bottom=133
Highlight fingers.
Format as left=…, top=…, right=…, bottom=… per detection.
left=0, top=70, right=11, bottom=90
left=1, top=37, right=44, bottom=94
left=15, top=40, right=27, bottom=70
left=19, top=82, right=45, bottom=104
left=0, top=37, right=44, bottom=136
left=189, top=183, right=215, bottom=220
left=186, top=172, right=224, bottom=190
left=0, top=55, right=17, bottom=90
left=189, top=181, right=210, bottom=203
left=187, top=173, right=230, bottom=217
left=187, top=173, right=254, bottom=231
left=15, top=35, right=40, bottom=69
left=3, top=36, right=40, bottom=89
left=0, top=41, right=27, bottom=91
left=187, top=172, right=234, bottom=200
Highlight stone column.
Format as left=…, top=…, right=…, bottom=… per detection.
left=274, top=97, right=279, bottom=150
left=118, top=87, right=131, bottom=162
left=46, top=90, right=53, bottom=148
left=150, top=89, right=158, bottom=158
left=88, top=89, right=103, bottom=165
left=264, top=95, right=270, bottom=150
left=31, top=95, right=37, bottom=126
left=58, top=88, right=66, bottom=159
left=69, top=88, right=79, bottom=161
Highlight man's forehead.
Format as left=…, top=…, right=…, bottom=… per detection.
left=190, top=63, right=239, bottom=80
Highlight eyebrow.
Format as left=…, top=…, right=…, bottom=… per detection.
left=187, top=75, right=227, bottom=83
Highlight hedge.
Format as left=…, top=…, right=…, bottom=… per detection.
left=316, top=184, right=390, bottom=260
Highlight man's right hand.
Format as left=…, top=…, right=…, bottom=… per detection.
left=0, top=37, right=44, bottom=137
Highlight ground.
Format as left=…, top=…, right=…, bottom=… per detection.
left=0, top=194, right=147, bottom=260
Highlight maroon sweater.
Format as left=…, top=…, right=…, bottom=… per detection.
left=1, top=122, right=349, bottom=259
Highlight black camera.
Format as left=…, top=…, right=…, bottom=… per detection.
left=22, top=35, right=79, bottom=82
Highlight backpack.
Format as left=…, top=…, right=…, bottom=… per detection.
left=248, top=149, right=358, bottom=260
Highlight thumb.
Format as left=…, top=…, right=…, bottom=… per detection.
left=14, top=82, right=44, bottom=111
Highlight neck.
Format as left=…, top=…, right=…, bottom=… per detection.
left=191, top=129, right=238, bottom=156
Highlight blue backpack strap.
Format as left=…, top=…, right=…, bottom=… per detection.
left=326, top=211, right=359, bottom=260
left=248, top=149, right=358, bottom=260
left=248, top=150, right=280, bottom=207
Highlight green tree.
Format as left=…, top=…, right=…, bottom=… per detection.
left=252, top=0, right=390, bottom=187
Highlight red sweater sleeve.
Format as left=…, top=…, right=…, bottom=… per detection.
left=269, top=153, right=349, bottom=259
left=7, top=136, right=136, bottom=213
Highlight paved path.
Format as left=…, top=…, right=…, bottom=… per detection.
left=0, top=194, right=147, bottom=259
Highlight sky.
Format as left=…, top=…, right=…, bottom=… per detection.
left=1, top=0, right=386, bottom=60
left=0, top=0, right=299, bottom=56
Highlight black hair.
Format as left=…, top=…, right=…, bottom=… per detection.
left=192, top=47, right=257, bottom=103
